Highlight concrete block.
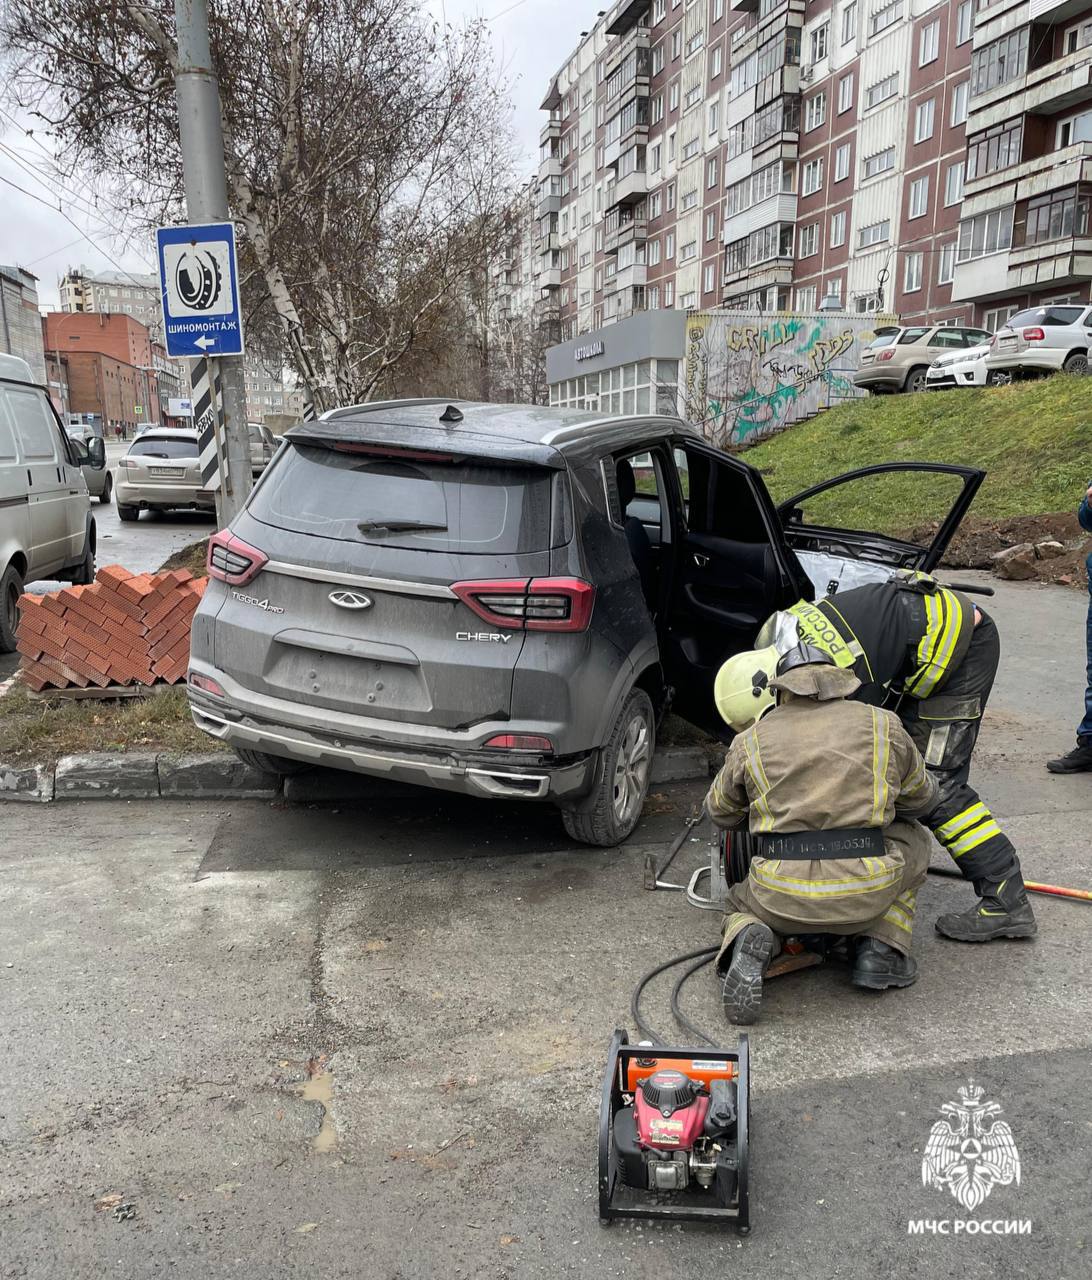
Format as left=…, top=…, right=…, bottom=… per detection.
left=650, top=746, right=710, bottom=783
left=54, top=753, right=160, bottom=799
left=158, top=753, right=279, bottom=798
left=0, top=763, right=55, bottom=802
left=991, top=543, right=1037, bottom=581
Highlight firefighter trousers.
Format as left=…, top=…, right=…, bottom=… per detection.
left=900, top=610, right=1021, bottom=887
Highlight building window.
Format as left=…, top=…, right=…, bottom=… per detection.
left=687, top=32, right=705, bottom=57
left=865, top=73, right=899, bottom=110
left=862, top=147, right=895, bottom=178
left=1065, top=18, right=1092, bottom=53
left=679, top=239, right=697, bottom=262
left=913, top=98, right=935, bottom=144
left=802, top=157, right=824, bottom=195
left=682, top=137, right=700, bottom=161
left=649, top=191, right=662, bottom=219
left=945, top=161, right=965, bottom=206
left=703, top=263, right=717, bottom=294
left=650, top=142, right=662, bottom=172
left=951, top=81, right=969, bottom=127
left=938, top=243, right=956, bottom=284
left=713, top=0, right=725, bottom=18
left=680, top=291, right=697, bottom=310
left=909, top=175, right=929, bottom=218
left=826, top=277, right=842, bottom=303
left=983, top=304, right=1018, bottom=331
left=685, top=85, right=702, bottom=111
left=681, top=187, right=699, bottom=211
left=870, top=2, right=902, bottom=39
left=919, top=19, right=940, bottom=66
left=796, top=285, right=818, bottom=311
left=671, top=30, right=682, bottom=59
left=712, top=46, right=723, bottom=78
left=709, top=101, right=719, bottom=134
left=966, top=120, right=1023, bottom=179
left=810, top=22, right=829, bottom=64
left=706, top=155, right=718, bottom=187
left=664, top=280, right=674, bottom=306
left=669, top=82, right=680, bottom=111
left=1019, top=188, right=1092, bottom=245
left=842, top=2, right=857, bottom=45
left=666, top=231, right=675, bottom=257
left=971, top=29, right=1029, bottom=97
left=904, top=252, right=923, bottom=292
left=653, top=0, right=666, bottom=20
left=651, top=94, right=664, bottom=124
left=859, top=219, right=890, bottom=247
left=957, top=206, right=1014, bottom=261
left=799, top=222, right=820, bottom=257
left=705, top=209, right=717, bottom=241
left=805, top=91, right=827, bottom=131
left=838, top=74, right=855, bottom=114
left=651, top=45, right=665, bottom=75
left=956, top=0, right=973, bottom=45
left=835, top=142, right=851, bottom=181
left=648, top=238, right=662, bottom=265
left=667, top=182, right=676, bottom=209
left=830, top=210, right=847, bottom=247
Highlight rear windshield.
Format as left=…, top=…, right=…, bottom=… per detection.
left=897, top=327, right=931, bottom=345
left=127, top=436, right=198, bottom=458
left=1007, top=306, right=1085, bottom=328
left=867, top=331, right=899, bottom=349
left=250, top=444, right=557, bottom=552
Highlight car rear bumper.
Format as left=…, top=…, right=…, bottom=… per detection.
left=116, top=480, right=215, bottom=509
left=985, top=348, right=1067, bottom=373
left=852, top=367, right=902, bottom=390
left=186, top=670, right=598, bottom=804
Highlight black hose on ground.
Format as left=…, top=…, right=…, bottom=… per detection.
left=630, top=945, right=720, bottom=1046
left=670, top=953, right=722, bottom=1048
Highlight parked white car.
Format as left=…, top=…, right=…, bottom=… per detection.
left=926, top=342, right=992, bottom=390
left=984, top=303, right=1092, bottom=379
left=65, top=425, right=113, bottom=504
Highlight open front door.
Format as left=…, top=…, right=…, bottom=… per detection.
left=778, top=462, right=985, bottom=598
left=662, top=439, right=811, bottom=734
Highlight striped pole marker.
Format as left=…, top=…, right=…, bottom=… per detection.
left=302, top=390, right=317, bottom=422
left=190, top=357, right=228, bottom=491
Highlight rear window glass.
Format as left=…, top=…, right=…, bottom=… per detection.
left=128, top=436, right=198, bottom=458
left=867, top=332, right=899, bottom=349
left=897, top=327, right=931, bottom=345
left=250, top=444, right=557, bottom=552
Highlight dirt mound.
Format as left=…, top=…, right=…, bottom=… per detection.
left=907, top=512, right=1090, bottom=589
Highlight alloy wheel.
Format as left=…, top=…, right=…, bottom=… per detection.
left=612, top=713, right=651, bottom=826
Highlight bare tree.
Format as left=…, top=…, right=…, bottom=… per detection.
left=3, top=0, right=518, bottom=410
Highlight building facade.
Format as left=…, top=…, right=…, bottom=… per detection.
left=535, top=0, right=1092, bottom=402
left=42, top=312, right=162, bottom=431
left=0, top=265, right=47, bottom=382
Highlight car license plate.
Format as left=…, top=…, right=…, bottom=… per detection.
left=1000, top=336, right=1016, bottom=347
left=150, top=466, right=184, bottom=477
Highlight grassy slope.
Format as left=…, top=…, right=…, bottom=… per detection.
left=741, top=375, right=1089, bottom=534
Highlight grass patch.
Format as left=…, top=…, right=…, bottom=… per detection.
left=0, top=684, right=226, bottom=765
left=159, top=537, right=210, bottom=576
left=742, top=375, right=1089, bottom=534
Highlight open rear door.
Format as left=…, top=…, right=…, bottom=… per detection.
left=778, top=462, right=984, bottom=598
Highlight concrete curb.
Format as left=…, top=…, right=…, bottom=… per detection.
left=0, top=745, right=711, bottom=803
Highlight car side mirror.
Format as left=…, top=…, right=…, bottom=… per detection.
left=86, top=437, right=106, bottom=469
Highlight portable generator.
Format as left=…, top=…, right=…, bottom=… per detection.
left=598, top=1029, right=750, bottom=1230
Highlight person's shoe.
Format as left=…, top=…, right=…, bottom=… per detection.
left=721, top=923, right=776, bottom=1025
left=851, top=937, right=919, bottom=990
left=934, top=875, right=1038, bottom=942
left=1047, top=740, right=1092, bottom=774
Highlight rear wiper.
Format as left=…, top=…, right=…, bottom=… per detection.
left=357, top=519, right=448, bottom=534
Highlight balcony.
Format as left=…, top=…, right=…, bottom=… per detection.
left=1031, top=0, right=1090, bottom=20
left=970, top=47, right=1092, bottom=133
left=722, top=193, right=798, bottom=246
left=604, top=23, right=650, bottom=79
left=539, top=232, right=560, bottom=253
left=965, top=144, right=1092, bottom=208
left=538, top=154, right=562, bottom=181
left=732, top=0, right=759, bottom=11
left=605, top=213, right=648, bottom=254
left=538, top=268, right=562, bottom=290
left=614, top=263, right=647, bottom=292
left=605, top=0, right=647, bottom=36
left=608, top=167, right=647, bottom=207
left=536, top=190, right=562, bottom=217
left=722, top=256, right=793, bottom=288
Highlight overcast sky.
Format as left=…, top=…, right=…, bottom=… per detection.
left=0, top=0, right=590, bottom=311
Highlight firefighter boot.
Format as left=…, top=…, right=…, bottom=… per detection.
left=721, top=923, right=776, bottom=1026
left=851, top=937, right=919, bottom=990
left=934, top=872, right=1038, bottom=942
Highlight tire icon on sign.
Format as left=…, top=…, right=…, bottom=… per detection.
left=175, top=248, right=222, bottom=311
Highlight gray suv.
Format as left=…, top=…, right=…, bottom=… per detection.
left=187, top=399, right=982, bottom=845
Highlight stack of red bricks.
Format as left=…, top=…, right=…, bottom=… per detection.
left=17, top=564, right=207, bottom=693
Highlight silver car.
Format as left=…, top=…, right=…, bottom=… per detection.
left=984, top=303, right=1092, bottom=379
left=114, top=427, right=213, bottom=522
left=66, top=426, right=113, bottom=504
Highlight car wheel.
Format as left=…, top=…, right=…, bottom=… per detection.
left=561, top=688, right=655, bottom=847
left=99, top=473, right=113, bottom=505
left=116, top=502, right=139, bottom=522
left=1063, top=352, right=1089, bottom=374
left=233, top=747, right=312, bottom=777
left=985, top=370, right=1012, bottom=387
left=0, top=563, right=24, bottom=654
left=70, top=537, right=95, bottom=586
left=904, top=367, right=929, bottom=394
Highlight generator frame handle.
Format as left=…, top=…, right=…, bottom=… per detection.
left=597, top=1028, right=751, bottom=1231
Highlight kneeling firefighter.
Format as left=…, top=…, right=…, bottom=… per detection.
left=754, top=571, right=1035, bottom=943
left=707, top=644, right=939, bottom=1025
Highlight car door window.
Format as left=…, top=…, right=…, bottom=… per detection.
left=898, top=327, right=931, bottom=345
left=7, top=387, right=58, bottom=460
left=931, top=331, right=965, bottom=349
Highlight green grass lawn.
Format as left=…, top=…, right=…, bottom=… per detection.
left=742, top=375, right=1089, bottom=534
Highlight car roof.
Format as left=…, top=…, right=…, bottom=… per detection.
left=0, top=353, right=35, bottom=384
left=289, top=399, right=698, bottom=468
left=132, top=427, right=197, bottom=439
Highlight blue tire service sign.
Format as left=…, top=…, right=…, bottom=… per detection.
left=156, top=221, right=245, bottom=359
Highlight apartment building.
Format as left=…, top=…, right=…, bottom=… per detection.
left=43, top=311, right=163, bottom=429
left=536, top=0, right=1092, bottom=401
left=0, top=265, right=47, bottom=381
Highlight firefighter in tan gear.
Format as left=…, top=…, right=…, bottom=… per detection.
left=756, top=571, right=1036, bottom=943
left=706, top=643, right=939, bottom=1026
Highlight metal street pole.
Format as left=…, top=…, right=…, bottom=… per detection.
left=172, top=0, right=251, bottom=525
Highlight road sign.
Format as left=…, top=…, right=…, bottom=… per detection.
left=168, top=397, right=194, bottom=416
left=155, top=221, right=245, bottom=359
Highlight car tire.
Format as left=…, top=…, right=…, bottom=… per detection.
left=0, top=562, right=24, bottom=654
left=985, top=370, right=1012, bottom=387
left=99, top=473, right=113, bottom=505
left=116, top=502, right=139, bottom=522
left=70, top=537, right=95, bottom=586
left=561, top=688, right=655, bottom=847
left=1063, top=351, right=1089, bottom=374
left=903, top=366, right=929, bottom=394
left=232, top=747, right=312, bottom=777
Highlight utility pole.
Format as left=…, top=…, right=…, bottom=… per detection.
left=172, top=0, right=251, bottom=525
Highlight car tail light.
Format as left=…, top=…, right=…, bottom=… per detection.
left=116, top=457, right=138, bottom=469
left=207, top=529, right=268, bottom=585
left=1022, top=327, right=1045, bottom=341
left=188, top=671, right=225, bottom=697
left=876, top=349, right=895, bottom=362
left=452, top=577, right=595, bottom=632
left=482, top=733, right=555, bottom=752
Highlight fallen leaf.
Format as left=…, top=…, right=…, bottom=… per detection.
left=500, top=1234, right=521, bottom=1247
left=295, top=1222, right=318, bottom=1234
left=95, top=1193, right=123, bottom=1212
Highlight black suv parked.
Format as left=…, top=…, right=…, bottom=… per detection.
left=187, top=399, right=982, bottom=845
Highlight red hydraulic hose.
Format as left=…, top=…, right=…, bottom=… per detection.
left=928, top=865, right=1092, bottom=903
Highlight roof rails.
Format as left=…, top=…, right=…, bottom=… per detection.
left=320, top=397, right=453, bottom=421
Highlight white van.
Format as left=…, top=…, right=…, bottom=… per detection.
left=0, top=353, right=103, bottom=651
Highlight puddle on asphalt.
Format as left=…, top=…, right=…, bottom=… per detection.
left=292, top=1064, right=337, bottom=1153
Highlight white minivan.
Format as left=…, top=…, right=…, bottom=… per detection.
left=0, top=354, right=104, bottom=651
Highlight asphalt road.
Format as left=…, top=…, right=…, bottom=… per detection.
left=1, top=575, right=1090, bottom=1279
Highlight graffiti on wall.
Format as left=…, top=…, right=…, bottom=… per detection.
left=684, top=312, right=891, bottom=448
